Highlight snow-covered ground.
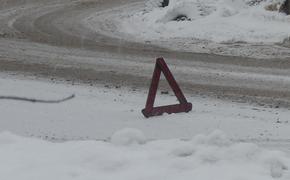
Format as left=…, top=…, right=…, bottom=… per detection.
left=1, top=130, right=290, bottom=180
left=122, top=0, right=290, bottom=43
left=1, top=73, right=290, bottom=142
left=2, top=0, right=290, bottom=179
left=1, top=74, right=290, bottom=179
left=84, top=0, right=290, bottom=59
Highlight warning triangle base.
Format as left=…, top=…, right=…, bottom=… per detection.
left=142, top=103, right=192, bottom=118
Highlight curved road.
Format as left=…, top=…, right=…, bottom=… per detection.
left=1, top=0, right=290, bottom=107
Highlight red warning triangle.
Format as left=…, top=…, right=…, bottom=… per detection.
left=142, top=57, right=192, bottom=118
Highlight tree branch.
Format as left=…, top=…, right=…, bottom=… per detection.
left=0, top=94, right=75, bottom=103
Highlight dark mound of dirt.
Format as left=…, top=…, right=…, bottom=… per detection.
left=279, top=0, right=290, bottom=15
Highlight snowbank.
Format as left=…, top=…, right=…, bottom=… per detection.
left=0, top=130, right=289, bottom=180
left=110, top=128, right=146, bottom=145
left=121, top=0, right=290, bottom=43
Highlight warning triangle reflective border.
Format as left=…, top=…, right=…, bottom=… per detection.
left=142, top=57, right=192, bottom=118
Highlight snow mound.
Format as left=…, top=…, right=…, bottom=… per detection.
left=121, top=0, right=290, bottom=43
left=110, top=128, right=147, bottom=145
left=0, top=131, right=21, bottom=145
left=191, top=129, right=231, bottom=146
left=0, top=131, right=290, bottom=180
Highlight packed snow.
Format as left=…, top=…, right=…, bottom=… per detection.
left=121, top=0, right=290, bottom=43
left=2, top=0, right=290, bottom=179
left=1, top=73, right=290, bottom=179
left=1, top=74, right=290, bottom=142
left=0, top=130, right=290, bottom=180
left=111, top=128, right=146, bottom=145
left=84, top=0, right=290, bottom=58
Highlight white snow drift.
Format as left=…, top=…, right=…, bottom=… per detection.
left=121, top=0, right=290, bottom=43
left=0, top=130, right=289, bottom=180
left=110, top=128, right=146, bottom=145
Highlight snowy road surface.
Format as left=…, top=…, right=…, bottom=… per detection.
left=1, top=0, right=290, bottom=107
left=1, top=1, right=290, bottom=178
